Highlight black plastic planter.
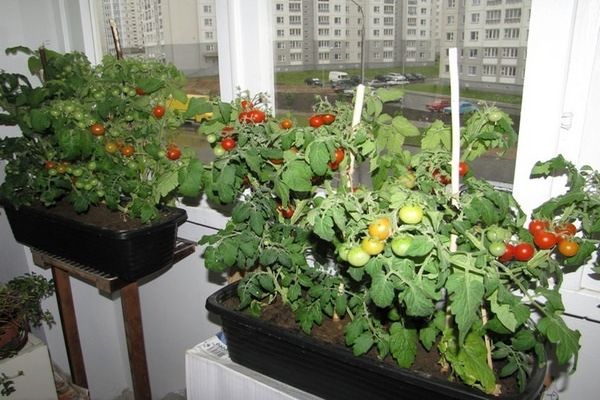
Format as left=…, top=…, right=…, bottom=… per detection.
left=2, top=203, right=187, bottom=281
left=206, top=283, right=546, bottom=400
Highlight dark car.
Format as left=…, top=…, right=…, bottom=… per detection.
left=348, top=75, right=361, bottom=85
left=405, top=73, right=425, bottom=83
left=304, top=77, right=323, bottom=87
left=332, top=79, right=354, bottom=92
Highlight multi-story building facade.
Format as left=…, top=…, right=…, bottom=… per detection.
left=96, top=0, right=529, bottom=93
left=438, top=0, right=531, bottom=93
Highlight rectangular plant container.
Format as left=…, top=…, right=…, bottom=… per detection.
left=2, top=203, right=187, bottom=282
left=206, top=283, right=546, bottom=400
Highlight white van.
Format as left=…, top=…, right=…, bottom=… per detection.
left=328, top=71, right=348, bottom=83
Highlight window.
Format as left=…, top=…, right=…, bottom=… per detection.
left=334, top=29, right=342, bottom=36
left=289, top=16, right=301, bottom=25
left=467, top=66, right=477, bottom=75
left=318, top=52, right=330, bottom=60
left=276, top=29, right=285, bottom=38
left=276, top=17, right=284, bottom=24
left=203, top=5, right=212, bottom=13
left=408, top=18, right=417, bottom=26
left=204, top=19, right=212, bottom=27
left=502, top=47, right=518, bottom=58
left=471, top=13, right=480, bottom=23
left=275, top=3, right=284, bottom=11
left=290, top=53, right=302, bottom=61
left=384, top=17, right=393, bottom=26
left=505, top=8, right=522, bottom=23
left=373, top=52, right=381, bottom=59
left=483, top=65, right=497, bottom=75
left=373, top=18, right=380, bottom=24
left=384, top=29, right=394, bottom=36
left=421, top=8, right=427, bottom=15
left=333, top=41, right=342, bottom=48
left=318, top=3, right=329, bottom=12
left=277, top=55, right=286, bottom=62
left=500, top=66, right=517, bottom=76
left=383, top=51, right=393, bottom=59
left=318, top=28, right=330, bottom=36
left=484, top=47, right=498, bottom=57
left=289, top=2, right=301, bottom=12
left=487, top=0, right=501, bottom=5
left=205, top=31, right=213, bottom=39
left=469, top=49, right=478, bottom=58
left=384, top=6, right=394, bottom=14
left=334, top=17, right=341, bottom=24
left=318, top=40, right=330, bottom=48
left=472, top=0, right=481, bottom=5
left=373, top=29, right=380, bottom=36
left=383, top=40, right=393, bottom=47
left=504, top=28, right=520, bottom=39
left=276, top=42, right=285, bottom=49
left=447, top=16, right=455, bottom=24
left=470, top=31, right=479, bottom=40
left=373, top=6, right=380, bottom=13
left=289, top=28, right=301, bottom=36
left=318, top=16, right=329, bottom=25
left=446, top=32, right=455, bottom=41
left=408, top=29, right=417, bottom=36
left=485, top=29, right=500, bottom=39
left=486, top=10, right=501, bottom=24
left=447, top=0, right=455, bottom=8
left=206, top=44, right=215, bottom=51
left=334, top=5, right=341, bottom=12
left=290, top=41, right=302, bottom=49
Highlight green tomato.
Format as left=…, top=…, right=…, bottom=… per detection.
left=338, top=243, right=351, bottom=261
left=398, top=205, right=424, bottom=225
left=347, top=246, right=370, bottom=267
left=72, top=168, right=84, bottom=177
left=487, top=111, right=502, bottom=122
left=391, top=236, right=412, bottom=257
left=486, top=226, right=510, bottom=242
left=87, top=161, right=97, bottom=171
left=387, top=308, right=401, bottom=322
left=213, top=146, right=226, bottom=157
left=206, top=133, right=218, bottom=144
left=488, top=241, right=507, bottom=257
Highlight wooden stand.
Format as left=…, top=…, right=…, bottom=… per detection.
left=32, top=238, right=196, bottom=400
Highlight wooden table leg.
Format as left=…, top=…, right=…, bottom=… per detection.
left=52, top=267, right=88, bottom=388
left=121, top=282, right=151, bottom=400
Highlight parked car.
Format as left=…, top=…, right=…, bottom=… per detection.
left=331, top=79, right=354, bottom=92
left=443, top=100, right=478, bottom=114
left=328, top=71, right=349, bottom=83
left=304, top=77, right=323, bottom=87
left=426, top=99, right=451, bottom=112
left=348, top=75, right=361, bottom=85
left=385, top=76, right=409, bottom=85
left=405, top=73, right=425, bottom=83
left=366, top=79, right=389, bottom=88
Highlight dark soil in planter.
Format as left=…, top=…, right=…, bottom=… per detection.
left=222, top=295, right=527, bottom=398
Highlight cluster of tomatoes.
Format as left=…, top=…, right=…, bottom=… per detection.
left=308, top=113, right=336, bottom=128
left=487, top=219, right=579, bottom=263
left=237, top=100, right=266, bottom=124
left=338, top=205, right=425, bottom=268
left=104, top=141, right=135, bottom=157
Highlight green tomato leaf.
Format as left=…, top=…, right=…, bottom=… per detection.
left=281, top=160, right=313, bottom=192
left=389, top=322, right=418, bottom=368
left=352, top=332, right=374, bottom=357
left=307, top=141, right=330, bottom=176
left=446, top=271, right=485, bottom=344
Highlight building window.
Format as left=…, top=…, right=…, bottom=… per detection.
left=205, top=31, right=213, bottom=39
left=446, top=32, right=454, bottom=41
left=502, top=47, right=518, bottom=58
left=470, top=31, right=479, bottom=40
left=483, top=65, right=497, bottom=75
left=334, top=5, right=341, bottom=12
left=487, top=0, right=502, bottom=5
left=333, top=41, right=342, bottom=48
left=276, top=29, right=285, bottom=38
left=500, top=66, right=517, bottom=76
left=275, top=3, right=283, bottom=11
left=469, top=49, right=478, bottom=58
left=289, top=15, right=301, bottom=25
left=318, top=28, right=330, bottom=35
left=383, top=51, right=393, bottom=59
left=383, top=40, right=394, bottom=47
left=334, top=29, right=342, bottom=36
left=504, top=28, right=520, bottom=39
left=374, top=52, right=381, bottom=59
left=472, top=0, right=481, bottom=5
left=276, top=42, right=285, bottom=49
left=384, top=28, right=394, bottom=36
left=486, top=10, right=501, bottom=24
left=318, top=16, right=329, bottom=25
left=289, top=2, right=301, bottom=12
left=471, top=13, right=480, bottom=23
left=206, top=44, right=215, bottom=51
left=373, top=29, right=380, bottom=36
left=334, top=17, right=342, bottom=24
left=384, top=5, right=394, bottom=14
left=484, top=47, right=498, bottom=57
left=289, top=28, right=301, bottom=36
left=204, top=18, right=213, bottom=27
left=467, top=66, right=477, bottom=75
left=384, top=17, right=393, bottom=25
left=318, top=40, right=330, bottom=48
left=447, top=16, right=455, bottom=24
left=447, top=0, right=456, bottom=7
left=277, top=55, right=286, bottom=62
left=505, top=8, right=522, bottom=23
left=276, top=16, right=284, bottom=24
left=290, top=53, right=302, bottom=61
left=318, top=3, right=329, bottom=12
left=408, top=28, right=417, bottom=36
left=203, top=5, right=212, bottom=13
left=485, top=29, right=500, bottom=39
left=408, top=18, right=417, bottom=26
left=318, top=52, right=330, bottom=60
left=290, top=41, right=302, bottom=48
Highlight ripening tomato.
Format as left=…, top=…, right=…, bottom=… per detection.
left=44, top=160, right=56, bottom=170
left=557, top=240, right=579, bottom=257
left=280, top=119, right=293, bottom=129
left=104, top=142, right=118, bottom=154
left=309, top=115, right=324, bottom=128
left=277, top=204, right=295, bottom=219
left=166, top=145, right=182, bottom=160
left=499, top=243, right=515, bottom=263
left=241, top=99, right=253, bottom=109
left=221, top=137, right=236, bottom=151
left=152, top=105, right=166, bottom=119
left=513, top=243, right=535, bottom=261
left=432, top=169, right=451, bottom=185
left=333, top=148, right=345, bottom=164
left=368, top=217, right=392, bottom=241
left=322, top=113, right=336, bottom=125
left=135, top=87, right=145, bottom=96
left=361, top=237, right=385, bottom=255
left=120, top=144, right=135, bottom=157
left=398, top=205, right=424, bottom=225
left=347, top=246, right=371, bottom=267
left=528, top=219, right=549, bottom=235
left=89, top=123, right=105, bottom=136
left=248, top=109, right=266, bottom=124
left=533, top=230, right=557, bottom=249
left=555, top=223, right=577, bottom=241
left=458, top=161, right=469, bottom=177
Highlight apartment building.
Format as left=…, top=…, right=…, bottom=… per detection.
left=438, top=0, right=531, bottom=93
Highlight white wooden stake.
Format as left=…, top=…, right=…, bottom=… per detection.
left=448, top=48, right=460, bottom=252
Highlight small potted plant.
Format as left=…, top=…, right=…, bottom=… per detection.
left=0, top=47, right=208, bottom=280
left=198, top=89, right=598, bottom=399
left=0, top=273, right=55, bottom=358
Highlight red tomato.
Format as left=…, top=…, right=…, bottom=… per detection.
left=238, top=111, right=251, bottom=123
left=309, top=115, right=324, bottom=128
left=166, top=146, right=182, bottom=160
left=514, top=243, right=535, bottom=261
left=328, top=161, right=339, bottom=170
left=499, top=243, right=515, bottom=263
left=89, top=123, right=106, bottom=136
left=533, top=230, right=557, bottom=249
left=44, top=160, right=56, bottom=170
left=458, top=161, right=469, bottom=177
left=334, top=148, right=345, bottom=163
left=248, top=109, right=266, bottom=124
left=241, top=99, right=253, bottom=109
left=555, top=223, right=577, bottom=241
left=221, top=137, right=236, bottom=151
left=221, top=126, right=235, bottom=137
left=322, top=113, right=336, bottom=125
left=120, top=144, right=135, bottom=157
left=558, top=240, right=579, bottom=257
left=135, top=87, right=145, bottom=96
left=528, top=219, right=548, bottom=235
left=280, top=119, right=293, bottom=129
left=432, top=169, right=451, bottom=185
left=152, top=105, right=166, bottom=119
left=277, top=204, right=295, bottom=219
left=270, top=158, right=284, bottom=165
